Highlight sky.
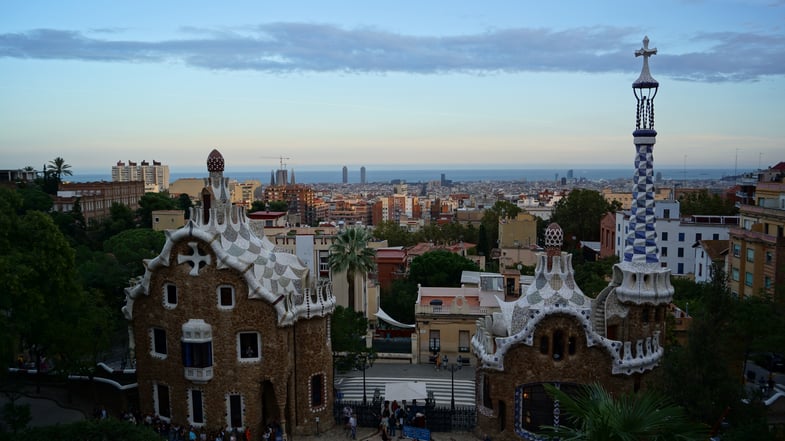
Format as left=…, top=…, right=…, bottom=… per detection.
left=1, top=1, right=783, bottom=175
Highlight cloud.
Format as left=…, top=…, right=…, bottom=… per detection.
left=0, top=24, right=782, bottom=82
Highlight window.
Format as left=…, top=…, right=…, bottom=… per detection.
left=698, top=263, right=703, bottom=278
left=766, top=251, right=774, bottom=264
left=713, top=233, right=719, bottom=240
left=190, top=389, right=204, bottom=425
left=746, top=248, right=754, bottom=263
left=518, top=383, right=581, bottom=434
left=238, top=332, right=261, bottom=361
left=568, top=336, right=576, bottom=355
left=664, top=209, right=671, bottom=218
left=677, top=263, right=684, bottom=274
left=765, top=276, right=772, bottom=289
left=661, top=247, right=668, bottom=257
left=745, top=272, right=753, bottom=287
left=539, top=336, right=549, bottom=355
left=732, top=267, right=740, bottom=282
left=678, top=232, right=685, bottom=242
left=155, top=383, right=171, bottom=419
left=182, top=341, right=213, bottom=368
left=164, top=283, right=177, bottom=307
left=733, top=243, right=741, bottom=257
left=677, top=248, right=684, bottom=258
left=642, top=307, right=650, bottom=323
left=311, top=374, right=324, bottom=407
left=458, top=331, right=470, bottom=352
left=218, top=285, right=235, bottom=309
left=552, top=330, right=564, bottom=361
left=661, top=231, right=668, bottom=241
left=481, top=374, right=493, bottom=410
left=152, top=328, right=167, bottom=357
left=695, top=233, right=702, bottom=241
left=228, top=394, right=243, bottom=429
left=429, top=330, right=441, bottom=352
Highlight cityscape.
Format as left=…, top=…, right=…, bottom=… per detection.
left=2, top=2, right=785, bottom=441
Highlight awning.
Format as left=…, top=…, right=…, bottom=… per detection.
left=374, top=308, right=416, bottom=329
left=384, top=381, right=428, bottom=403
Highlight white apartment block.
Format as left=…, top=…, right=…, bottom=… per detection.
left=112, top=160, right=170, bottom=192
left=615, top=200, right=738, bottom=276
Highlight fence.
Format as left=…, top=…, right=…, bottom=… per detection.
left=333, top=400, right=476, bottom=432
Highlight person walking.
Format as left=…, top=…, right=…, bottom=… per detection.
left=349, top=413, right=357, bottom=440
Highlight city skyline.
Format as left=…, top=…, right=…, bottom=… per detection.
left=1, top=1, right=783, bottom=173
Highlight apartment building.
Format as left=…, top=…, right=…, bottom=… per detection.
left=615, top=200, right=738, bottom=276
left=54, top=180, right=145, bottom=223
left=112, top=160, right=170, bottom=192
left=728, top=175, right=785, bottom=300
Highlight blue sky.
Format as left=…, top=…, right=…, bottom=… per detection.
left=1, top=0, right=783, bottom=174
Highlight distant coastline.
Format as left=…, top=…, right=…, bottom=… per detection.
left=68, top=167, right=739, bottom=185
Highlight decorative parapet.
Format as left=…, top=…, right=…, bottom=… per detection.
left=471, top=305, right=662, bottom=375
left=612, top=262, right=673, bottom=305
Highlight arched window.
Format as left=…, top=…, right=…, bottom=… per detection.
left=568, top=336, right=576, bottom=355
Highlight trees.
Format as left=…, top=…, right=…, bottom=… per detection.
left=549, top=189, right=620, bottom=248
left=408, top=250, right=480, bottom=287
left=46, top=157, right=72, bottom=181
left=373, top=220, right=416, bottom=247
left=541, top=382, right=707, bottom=440
left=329, top=227, right=376, bottom=310
left=0, top=189, right=110, bottom=386
left=678, top=189, right=738, bottom=217
left=136, top=192, right=177, bottom=228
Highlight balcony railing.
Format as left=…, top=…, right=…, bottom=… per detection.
left=184, top=366, right=213, bottom=383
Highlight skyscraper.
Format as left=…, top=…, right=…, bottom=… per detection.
left=342, top=165, right=348, bottom=184
left=360, top=166, right=366, bottom=184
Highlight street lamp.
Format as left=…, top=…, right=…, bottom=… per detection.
left=357, top=351, right=376, bottom=405
left=445, top=355, right=463, bottom=411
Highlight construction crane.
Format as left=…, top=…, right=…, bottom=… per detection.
left=259, top=155, right=291, bottom=169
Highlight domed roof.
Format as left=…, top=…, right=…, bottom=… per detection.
left=207, top=149, right=224, bottom=172
left=544, top=223, right=564, bottom=249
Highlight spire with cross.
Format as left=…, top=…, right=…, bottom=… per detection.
left=633, top=36, right=658, bottom=88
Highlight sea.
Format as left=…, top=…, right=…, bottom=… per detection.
left=69, top=167, right=739, bottom=185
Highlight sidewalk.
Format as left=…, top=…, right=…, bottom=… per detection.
left=295, top=424, right=481, bottom=441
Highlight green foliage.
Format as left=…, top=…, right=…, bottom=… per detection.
left=250, top=200, right=266, bottom=212
left=408, top=250, right=479, bottom=287
left=46, top=156, right=72, bottom=181
left=136, top=192, right=177, bottom=228
left=380, top=279, right=418, bottom=324
left=10, top=418, right=161, bottom=441
left=103, top=229, right=166, bottom=278
left=678, top=189, right=738, bottom=217
left=329, top=227, right=376, bottom=309
left=267, top=200, right=288, bottom=212
left=330, top=305, right=369, bottom=353
left=541, top=382, right=708, bottom=440
left=2, top=401, right=31, bottom=433
left=572, top=255, right=618, bottom=298
left=373, top=220, right=415, bottom=247
left=177, top=193, right=194, bottom=216
left=15, top=185, right=53, bottom=213
left=0, top=188, right=111, bottom=380
left=550, top=189, right=620, bottom=247
left=656, top=266, right=783, bottom=436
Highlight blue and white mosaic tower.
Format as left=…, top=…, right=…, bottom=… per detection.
left=624, top=36, right=659, bottom=264
left=615, top=36, right=673, bottom=304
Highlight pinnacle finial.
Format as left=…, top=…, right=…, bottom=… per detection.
left=633, top=36, right=658, bottom=88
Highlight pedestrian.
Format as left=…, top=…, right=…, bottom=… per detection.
left=349, top=413, right=357, bottom=440
left=435, top=353, right=441, bottom=371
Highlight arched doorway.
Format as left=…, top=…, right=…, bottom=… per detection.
left=261, top=380, right=279, bottom=431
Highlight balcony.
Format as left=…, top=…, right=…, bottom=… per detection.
left=729, top=227, right=781, bottom=246
left=184, top=366, right=213, bottom=383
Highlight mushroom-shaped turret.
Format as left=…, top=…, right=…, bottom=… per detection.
left=207, top=149, right=225, bottom=172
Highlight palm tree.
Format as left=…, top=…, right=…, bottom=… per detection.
left=329, top=227, right=376, bottom=311
left=47, top=157, right=72, bottom=181
left=541, top=383, right=707, bottom=441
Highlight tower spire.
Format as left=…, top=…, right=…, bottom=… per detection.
left=624, top=36, right=660, bottom=265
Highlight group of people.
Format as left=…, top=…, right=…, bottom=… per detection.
left=102, top=408, right=262, bottom=441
